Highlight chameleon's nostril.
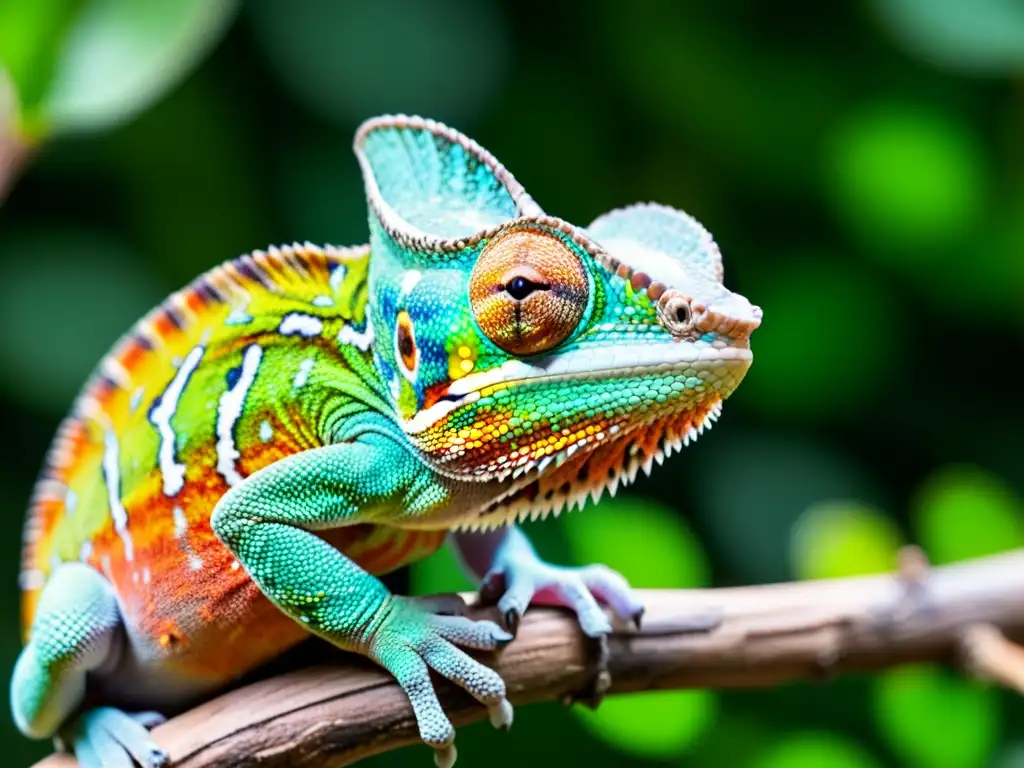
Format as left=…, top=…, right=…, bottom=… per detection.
left=656, top=290, right=696, bottom=337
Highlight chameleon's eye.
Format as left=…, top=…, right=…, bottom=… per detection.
left=395, top=310, right=418, bottom=379
left=469, top=229, right=588, bottom=356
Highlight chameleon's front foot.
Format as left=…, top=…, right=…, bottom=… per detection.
left=368, top=595, right=515, bottom=768
left=58, top=708, right=168, bottom=768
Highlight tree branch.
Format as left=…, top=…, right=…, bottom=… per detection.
left=32, top=549, right=1024, bottom=768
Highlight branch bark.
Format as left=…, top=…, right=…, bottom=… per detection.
left=32, top=549, right=1024, bottom=768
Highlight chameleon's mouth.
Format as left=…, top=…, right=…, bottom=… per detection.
left=451, top=398, right=723, bottom=532
left=401, top=341, right=751, bottom=436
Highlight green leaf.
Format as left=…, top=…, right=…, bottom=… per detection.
left=913, top=464, right=1024, bottom=565
left=754, top=731, right=883, bottom=768
left=41, top=0, right=238, bottom=134
left=0, top=0, right=78, bottom=132
left=791, top=500, right=902, bottom=581
left=825, top=102, right=987, bottom=258
left=874, top=664, right=998, bottom=767
left=561, top=496, right=714, bottom=758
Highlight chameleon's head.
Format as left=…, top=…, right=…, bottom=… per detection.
left=354, top=116, right=761, bottom=527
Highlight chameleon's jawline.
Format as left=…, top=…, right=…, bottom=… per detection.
left=452, top=399, right=724, bottom=533
left=400, top=344, right=751, bottom=436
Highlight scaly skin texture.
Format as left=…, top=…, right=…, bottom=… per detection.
left=12, top=115, right=761, bottom=768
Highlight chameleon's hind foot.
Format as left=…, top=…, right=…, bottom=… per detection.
left=477, top=527, right=645, bottom=638
left=368, top=595, right=514, bottom=766
left=60, top=707, right=169, bottom=768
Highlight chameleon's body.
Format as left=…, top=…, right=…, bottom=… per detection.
left=12, top=116, right=761, bottom=768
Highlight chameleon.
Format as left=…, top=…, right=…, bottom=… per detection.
left=10, top=114, right=761, bottom=768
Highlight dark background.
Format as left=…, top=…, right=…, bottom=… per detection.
left=2, top=1, right=1023, bottom=766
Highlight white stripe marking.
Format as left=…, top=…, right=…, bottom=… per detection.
left=259, top=420, right=273, bottom=442
left=18, top=570, right=46, bottom=590
left=400, top=269, right=422, bottom=298
left=313, top=295, right=334, bottom=307
left=216, top=344, right=263, bottom=487
left=338, top=316, right=374, bottom=352
left=102, top=429, right=134, bottom=562
left=172, top=505, right=188, bottom=538
left=101, top=357, right=132, bottom=390
left=329, top=264, right=347, bottom=294
left=294, top=357, right=314, bottom=388
left=401, top=342, right=751, bottom=434
left=150, top=345, right=204, bottom=496
left=279, top=313, right=323, bottom=337
left=130, top=386, right=145, bottom=412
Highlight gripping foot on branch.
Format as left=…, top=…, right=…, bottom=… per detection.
left=462, top=526, right=644, bottom=710
left=368, top=596, right=514, bottom=768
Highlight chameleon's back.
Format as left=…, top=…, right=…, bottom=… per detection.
left=17, top=243, right=443, bottom=686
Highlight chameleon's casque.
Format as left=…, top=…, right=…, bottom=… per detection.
left=12, top=115, right=760, bottom=768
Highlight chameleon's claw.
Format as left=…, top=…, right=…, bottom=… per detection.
left=434, top=742, right=457, bottom=768
left=632, top=607, right=645, bottom=631
left=131, top=711, right=168, bottom=730
left=562, top=633, right=612, bottom=710
left=480, top=529, right=644, bottom=638
left=502, top=607, right=521, bottom=638
left=62, top=706, right=170, bottom=768
left=488, top=698, right=514, bottom=730
left=367, top=597, right=513, bottom=767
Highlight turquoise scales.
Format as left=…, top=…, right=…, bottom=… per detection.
left=12, top=115, right=761, bottom=768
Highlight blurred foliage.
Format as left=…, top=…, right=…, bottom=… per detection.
left=0, top=0, right=237, bottom=139
left=563, top=497, right=715, bottom=757
left=874, top=664, right=999, bottom=767
left=2, top=1, right=1024, bottom=766
left=754, top=731, right=884, bottom=768
left=791, top=500, right=902, bottom=580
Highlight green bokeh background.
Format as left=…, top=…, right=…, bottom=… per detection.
left=2, top=1, right=1023, bottom=766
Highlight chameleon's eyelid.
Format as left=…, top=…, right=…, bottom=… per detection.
left=394, top=310, right=419, bottom=382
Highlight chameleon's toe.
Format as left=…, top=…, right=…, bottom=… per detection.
left=488, top=698, right=514, bottom=730
left=63, top=706, right=169, bottom=768
left=434, top=742, right=457, bottom=768
left=486, top=559, right=644, bottom=639
left=129, top=711, right=168, bottom=730
left=405, top=593, right=470, bottom=617
left=370, top=598, right=515, bottom=766
left=430, top=614, right=513, bottom=650
left=575, top=564, right=646, bottom=628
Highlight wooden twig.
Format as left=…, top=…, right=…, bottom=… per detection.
left=961, top=622, right=1024, bottom=693
left=31, top=549, right=1024, bottom=768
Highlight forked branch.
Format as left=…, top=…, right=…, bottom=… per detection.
left=32, top=549, right=1024, bottom=768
